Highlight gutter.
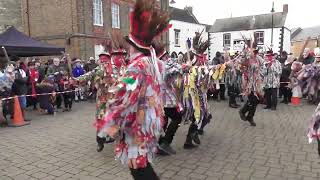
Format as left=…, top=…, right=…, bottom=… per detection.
left=26, top=0, right=31, bottom=36
left=34, top=33, right=111, bottom=41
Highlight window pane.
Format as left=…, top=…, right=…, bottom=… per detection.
left=223, top=33, right=231, bottom=47
left=112, top=3, right=120, bottom=28
left=93, top=0, right=103, bottom=25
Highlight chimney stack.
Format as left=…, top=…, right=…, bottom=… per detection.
left=184, top=6, right=193, bottom=13
left=283, top=4, right=288, bottom=14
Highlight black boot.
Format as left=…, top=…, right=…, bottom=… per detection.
left=184, top=135, right=198, bottom=149
left=184, top=124, right=198, bottom=149
left=96, top=136, right=105, bottom=152
left=198, top=113, right=212, bottom=135
left=192, top=131, right=201, bottom=145
left=247, top=98, right=258, bottom=127
left=190, top=123, right=200, bottom=144
left=130, top=163, right=160, bottom=180
left=247, top=117, right=256, bottom=127
left=239, top=103, right=248, bottom=121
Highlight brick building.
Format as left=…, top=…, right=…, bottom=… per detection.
left=21, top=0, right=169, bottom=60
left=291, top=26, right=320, bottom=57
left=0, top=0, right=22, bottom=33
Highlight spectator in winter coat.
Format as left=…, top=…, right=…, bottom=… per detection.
left=37, top=78, right=55, bottom=115
left=12, top=61, right=30, bottom=121
left=210, top=51, right=226, bottom=101
left=280, top=56, right=295, bottom=104
left=72, top=59, right=85, bottom=101
left=262, top=51, right=282, bottom=110
left=72, top=59, right=85, bottom=77
left=27, top=61, right=40, bottom=110
left=47, top=58, right=64, bottom=76
left=84, top=57, right=98, bottom=72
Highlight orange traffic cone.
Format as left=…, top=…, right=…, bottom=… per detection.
left=291, top=97, right=301, bottom=106
left=9, top=96, right=30, bottom=127
left=291, top=86, right=302, bottom=106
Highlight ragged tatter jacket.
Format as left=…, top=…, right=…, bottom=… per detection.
left=262, top=59, right=282, bottom=89
left=76, top=63, right=115, bottom=121
left=98, top=52, right=164, bottom=169
left=161, top=58, right=182, bottom=108
left=241, top=54, right=264, bottom=96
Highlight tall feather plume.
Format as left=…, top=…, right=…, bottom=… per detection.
left=192, top=31, right=209, bottom=54
left=130, top=0, right=172, bottom=46
left=111, top=31, right=127, bottom=51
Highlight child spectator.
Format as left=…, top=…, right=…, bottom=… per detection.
left=36, top=78, right=55, bottom=115
left=61, top=72, right=75, bottom=112
left=72, top=59, right=85, bottom=102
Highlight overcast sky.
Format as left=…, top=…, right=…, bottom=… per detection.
left=171, top=0, right=320, bottom=29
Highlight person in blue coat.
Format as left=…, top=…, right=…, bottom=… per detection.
left=72, top=59, right=85, bottom=101
left=72, top=59, right=85, bottom=78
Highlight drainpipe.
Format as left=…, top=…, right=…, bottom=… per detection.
left=26, top=0, right=31, bottom=36
left=82, top=0, right=87, bottom=59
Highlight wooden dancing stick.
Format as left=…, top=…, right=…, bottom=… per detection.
left=61, top=51, right=73, bottom=77
left=1, top=46, right=10, bottom=63
left=298, top=37, right=311, bottom=62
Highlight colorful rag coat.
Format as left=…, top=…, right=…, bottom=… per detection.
left=162, top=58, right=182, bottom=108
left=98, top=52, right=164, bottom=168
left=225, top=58, right=242, bottom=90
left=262, top=60, right=282, bottom=89
left=241, top=55, right=264, bottom=97
left=76, top=64, right=114, bottom=123
left=181, top=64, right=213, bottom=127
left=308, top=103, right=320, bottom=156
left=296, top=63, right=320, bottom=99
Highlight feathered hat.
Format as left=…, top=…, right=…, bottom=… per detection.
left=192, top=31, right=209, bottom=55
left=111, top=31, right=127, bottom=55
left=192, top=32, right=209, bottom=65
left=125, top=0, right=172, bottom=51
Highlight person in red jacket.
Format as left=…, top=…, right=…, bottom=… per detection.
left=27, top=61, right=40, bottom=110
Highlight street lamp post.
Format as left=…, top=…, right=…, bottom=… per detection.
left=271, top=2, right=275, bottom=49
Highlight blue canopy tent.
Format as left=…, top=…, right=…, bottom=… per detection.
left=0, top=27, right=65, bottom=58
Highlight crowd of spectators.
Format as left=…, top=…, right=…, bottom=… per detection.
left=0, top=56, right=98, bottom=125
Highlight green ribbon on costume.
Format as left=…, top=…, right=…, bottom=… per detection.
left=122, top=77, right=136, bottom=85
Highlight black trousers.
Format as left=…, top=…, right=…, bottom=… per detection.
left=219, top=84, right=226, bottom=100
left=240, top=92, right=259, bottom=121
left=56, top=94, right=62, bottom=108
left=130, top=163, right=159, bottom=180
left=228, top=85, right=239, bottom=105
left=265, top=88, right=278, bottom=109
left=282, top=86, right=292, bottom=103
left=161, top=107, right=182, bottom=144
left=208, top=84, right=225, bottom=100
left=63, top=93, right=74, bottom=109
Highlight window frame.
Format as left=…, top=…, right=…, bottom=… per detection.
left=223, top=33, right=231, bottom=47
left=111, top=2, right=120, bottom=29
left=254, top=31, right=265, bottom=45
left=93, top=0, right=103, bottom=26
left=174, top=29, right=181, bottom=47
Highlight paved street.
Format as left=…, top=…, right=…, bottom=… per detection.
left=0, top=100, right=320, bottom=180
